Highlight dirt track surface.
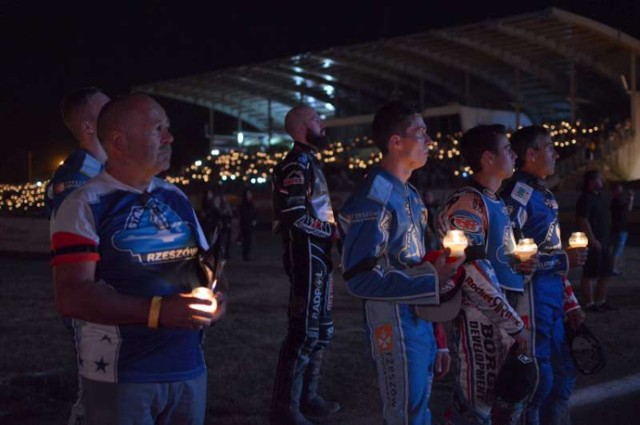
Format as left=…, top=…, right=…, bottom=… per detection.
left=1, top=230, right=639, bottom=424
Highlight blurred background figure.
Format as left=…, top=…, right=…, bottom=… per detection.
left=610, top=182, right=634, bottom=276
left=201, top=189, right=234, bottom=259
left=422, top=189, right=440, bottom=251
left=576, top=170, right=614, bottom=312
left=239, top=188, right=257, bottom=261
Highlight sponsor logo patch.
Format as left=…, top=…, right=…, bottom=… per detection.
left=511, top=182, right=533, bottom=206
left=374, top=324, right=393, bottom=353
left=451, top=215, right=481, bottom=233
left=283, top=170, right=304, bottom=187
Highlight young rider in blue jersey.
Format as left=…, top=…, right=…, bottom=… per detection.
left=45, top=87, right=110, bottom=219
left=500, top=125, right=587, bottom=425
left=339, top=100, right=464, bottom=425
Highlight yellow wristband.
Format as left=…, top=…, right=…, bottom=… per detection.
left=148, top=296, right=163, bottom=329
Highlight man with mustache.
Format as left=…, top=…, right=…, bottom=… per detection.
left=270, top=105, right=340, bottom=425
left=50, top=93, right=225, bottom=425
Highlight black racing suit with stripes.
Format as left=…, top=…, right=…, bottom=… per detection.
left=270, top=141, right=336, bottom=413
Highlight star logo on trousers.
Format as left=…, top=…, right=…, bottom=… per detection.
left=94, top=357, right=109, bottom=373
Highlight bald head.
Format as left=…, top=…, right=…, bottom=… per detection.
left=97, top=93, right=173, bottom=188
left=284, top=105, right=328, bottom=148
left=97, top=93, right=159, bottom=145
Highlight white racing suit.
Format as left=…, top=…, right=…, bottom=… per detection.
left=438, top=181, right=528, bottom=425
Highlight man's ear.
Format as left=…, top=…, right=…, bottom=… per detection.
left=388, top=134, right=401, bottom=152
left=109, top=131, right=127, bottom=154
left=526, top=147, right=537, bottom=163
left=81, top=120, right=95, bottom=135
left=480, top=150, right=493, bottom=168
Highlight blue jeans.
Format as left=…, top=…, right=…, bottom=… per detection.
left=81, top=372, right=207, bottom=425
left=612, top=231, right=629, bottom=258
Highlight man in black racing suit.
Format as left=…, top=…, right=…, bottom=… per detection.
left=269, top=105, right=340, bottom=425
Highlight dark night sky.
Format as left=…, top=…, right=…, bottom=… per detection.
left=1, top=0, right=638, bottom=183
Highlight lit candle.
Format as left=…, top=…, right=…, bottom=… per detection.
left=514, top=238, right=538, bottom=261
left=189, top=287, right=218, bottom=314
left=442, top=230, right=468, bottom=258
left=568, top=232, right=589, bottom=248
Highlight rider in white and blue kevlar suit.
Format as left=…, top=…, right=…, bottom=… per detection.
left=339, top=167, right=441, bottom=425
left=501, top=170, right=580, bottom=425
left=438, top=179, right=528, bottom=425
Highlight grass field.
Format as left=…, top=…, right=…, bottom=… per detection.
left=1, top=230, right=639, bottom=424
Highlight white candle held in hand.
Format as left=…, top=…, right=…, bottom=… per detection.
left=568, top=232, right=589, bottom=248
left=189, top=287, right=218, bottom=314
left=514, top=238, right=538, bottom=261
left=442, top=230, right=468, bottom=258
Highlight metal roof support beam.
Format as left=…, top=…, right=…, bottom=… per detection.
left=140, top=85, right=266, bottom=130
left=330, top=49, right=465, bottom=105
left=431, top=30, right=561, bottom=87
left=164, top=78, right=280, bottom=130
left=271, top=62, right=390, bottom=103
left=218, top=76, right=298, bottom=109
left=384, top=40, right=540, bottom=115
left=237, top=69, right=336, bottom=106
left=491, top=21, right=621, bottom=83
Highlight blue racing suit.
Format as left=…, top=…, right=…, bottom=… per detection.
left=339, top=167, right=441, bottom=425
left=438, top=180, right=527, bottom=425
left=501, top=170, right=579, bottom=425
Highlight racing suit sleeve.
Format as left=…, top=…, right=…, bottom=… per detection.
left=274, top=161, right=333, bottom=240
left=339, top=200, right=439, bottom=305
left=439, top=191, right=524, bottom=335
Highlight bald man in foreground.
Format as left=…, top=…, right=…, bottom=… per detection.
left=50, top=94, right=225, bottom=424
left=270, top=105, right=340, bottom=425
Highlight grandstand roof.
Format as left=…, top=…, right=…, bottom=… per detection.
left=135, top=7, right=640, bottom=132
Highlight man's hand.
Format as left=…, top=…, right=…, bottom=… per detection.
left=511, top=328, right=530, bottom=355
left=433, top=248, right=466, bottom=282
left=435, top=351, right=451, bottom=380
left=566, top=308, right=585, bottom=331
left=160, top=293, right=217, bottom=329
left=567, top=247, right=588, bottom=268
left=516, top=254, right=539, bottom=275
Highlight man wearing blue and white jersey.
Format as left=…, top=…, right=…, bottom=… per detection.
left=44, top=87, right=110, bottom=425
left=45, top=87, right=110, bottom=219
left=51, top=94, right=225, bottom=425
left=501, top=125, right=586, bottom=425
left=339, top=101, right=463, bottom=425
left=270, top=105, right=340, bottom=425
left=438, top=125, right=533, bottom=425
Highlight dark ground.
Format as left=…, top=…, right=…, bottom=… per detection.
left=1, top=229, right=639, bottom=424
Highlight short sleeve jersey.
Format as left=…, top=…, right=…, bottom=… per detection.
left=50, top=171, right=208, bottom=383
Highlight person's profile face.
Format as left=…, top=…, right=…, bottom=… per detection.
left=126, top=98, right=174, bottom=177
left=531, top=135, right=558, bottom=178
left=492, top=136, right=516, bottom=179
left=397, top=114, right=432, bottom=171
